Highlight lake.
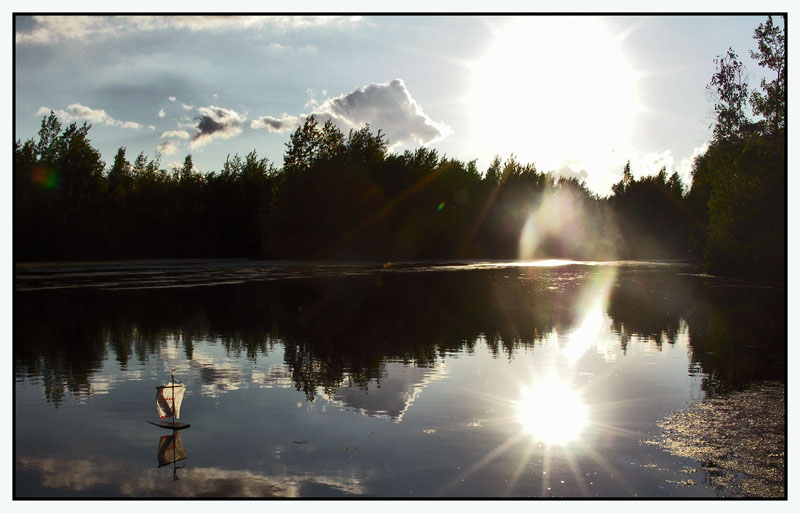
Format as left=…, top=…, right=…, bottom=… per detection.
left=13, top=259, right=786, bottom=498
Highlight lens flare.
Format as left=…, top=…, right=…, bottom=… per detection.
left=518, top=185, right=608, bottom=260
left=31, top=166, right=59, bottom=190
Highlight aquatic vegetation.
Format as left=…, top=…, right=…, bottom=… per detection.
left=650, top=381, right=785, bottom=498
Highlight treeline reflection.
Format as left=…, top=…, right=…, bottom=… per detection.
left=15, top=267, right=784, bottom=405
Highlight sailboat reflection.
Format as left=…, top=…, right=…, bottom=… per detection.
left=157, top=430, right=187, bottom=480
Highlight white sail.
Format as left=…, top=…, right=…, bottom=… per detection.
left=156, top=383, right=186, bottom=419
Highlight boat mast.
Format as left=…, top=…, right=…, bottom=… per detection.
left=172, top=429, right=180, bottom=481
left=171, top=369, right=176, bottom=428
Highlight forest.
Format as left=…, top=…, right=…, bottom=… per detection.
left=13, top=17, right=785, bottom=283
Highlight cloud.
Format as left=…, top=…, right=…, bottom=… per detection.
left=16, top=16, right=115, bottom=44
left=158, top=108, right=166, bottom=118
left=323, top=79, right=451, bottom=148
left=134, top=15, right=362, bottom=33
left=250, top=114, right=302, bottom=133
left=678, top=143, right=710, bottom=191
left=551, top=166, right=589, bottom=183
left=189, top=106, right=245, bottom=149
left=16, top=15, right=363, bottom=45
left=623, top=144, right=709, bottom=191
left=250, top=79, right=451, bottom=150
left=631, top=150, right=675, bottom=177
left=265, top=43, right=318, bottom=54
left=157, top=141, right=178, bottom=155
left=160, top=129, right=190, bottom=140
left=168, top=96, right=176, bottom=102
left=37, top=104, right=141, bottom=129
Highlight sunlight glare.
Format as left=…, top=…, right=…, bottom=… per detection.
left=517, top=375, right=589, bottom=446
left=564, top=307, right=606, bottom=364
left=472, top=17, right=640, bottom=181
left=563, top=270, right=617, bottom=363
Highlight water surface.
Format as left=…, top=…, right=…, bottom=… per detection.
left=14, top=260, right=785, bottom=497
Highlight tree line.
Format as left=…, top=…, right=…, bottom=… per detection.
left=14, top=17, right=785, bottom=283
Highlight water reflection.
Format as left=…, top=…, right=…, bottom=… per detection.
left=517, top=374, right=589, bottom=445
left=16, top=455, right=364, bottom=497
left=14, top=261, right=786, bottom=497
left=510, top=269, right=613, bottom=448
left=324, top=361, right=446, bottom=421
left=157, top=431, right=187, bottom=480
left=14, top=263, right=784, bottom=406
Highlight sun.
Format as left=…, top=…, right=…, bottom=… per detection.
left=470, top=17, right=642, bottom=179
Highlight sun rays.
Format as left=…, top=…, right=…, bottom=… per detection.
left=433, top=264, right=636, bottom=497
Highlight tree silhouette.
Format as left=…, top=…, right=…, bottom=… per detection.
left=11, top=19, right=784, bottom=284
left=749, top=16, right=786, bottom=135
left=688, top=16, right=785, bottom=282
left=707, top=48, right=750, bottom=142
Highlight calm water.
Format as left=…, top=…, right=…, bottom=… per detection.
left=14, top=260, right=786, bottom=498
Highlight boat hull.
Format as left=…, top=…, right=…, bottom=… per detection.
left=148, top=420, right=191, bottom=430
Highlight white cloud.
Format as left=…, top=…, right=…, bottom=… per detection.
left=143, top=15, right=361, bottom=33
left=16, top=16, right=114, bottom=44
left=168, top=96, right=177, bottom=102
left=551, top=166, right=589, bottom=183
left=16, top=15, right=363, bottom=45
left=677, top=143, right=710, bottom=191
left=158, top=108, right=166, bottom=118
left=157, top=141, right=178, bottom=155
left=189, top=106, right=245, bottom=149
left=250, top=79, right=451, bottom=150
left=250, top=114, right=302, bottom=133
left=160, top=129, right=191, bottom=140
left=265, top=43, right=318, bottom=54
left=630, top=150, right=675, bottom=179
left=37, top=104, right=141, bottom=129
left=622, top=143, right=710, bottom=190
left=321, top=79, right=452, bottom=148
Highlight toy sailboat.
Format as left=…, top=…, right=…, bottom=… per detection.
left=149, top=370, right=191, bottom=430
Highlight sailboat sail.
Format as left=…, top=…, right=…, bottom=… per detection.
left=156, top=383, right=186, bottom=419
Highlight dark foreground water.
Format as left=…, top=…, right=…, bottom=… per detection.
left=14, top=259, right=786, bottom=498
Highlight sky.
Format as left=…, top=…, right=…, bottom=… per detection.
left=12, top=11, right=785, bottom=196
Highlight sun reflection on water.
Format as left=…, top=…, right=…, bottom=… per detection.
left=564, top=269, right=617, bottom=364
left=514, top=269, right=616, bottom=447
left=517, top=375, right=589, bottom=446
